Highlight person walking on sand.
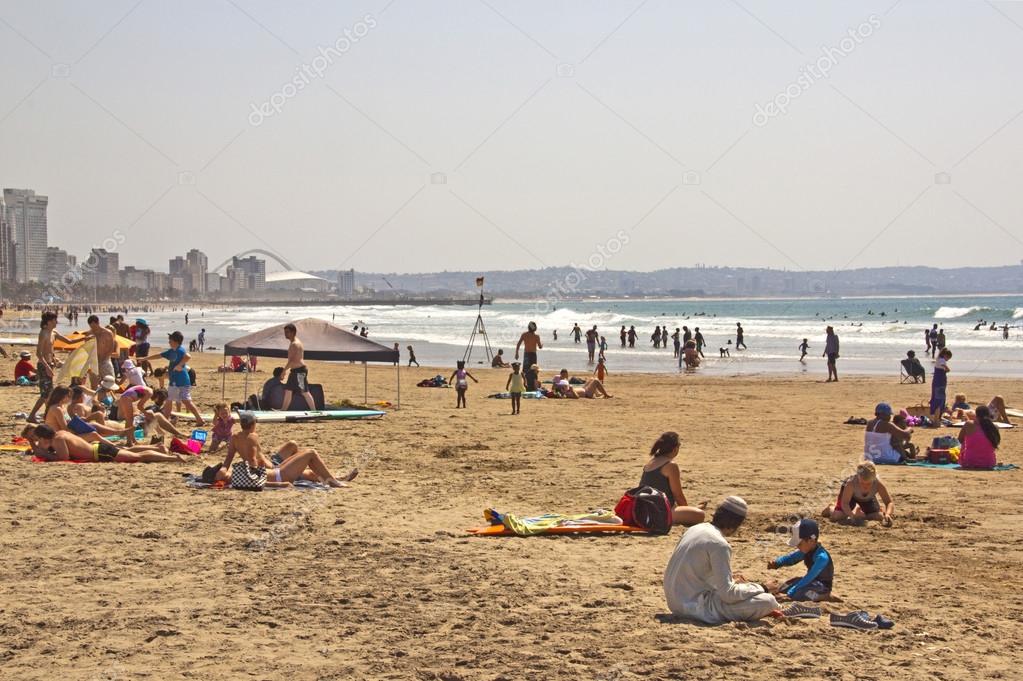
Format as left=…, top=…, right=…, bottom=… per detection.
left=450, top=360, right=478, bottom=409
left=138, top=331, right=205, bottom=425
left=823, top=326, right=839, bottom=382
left=663, top=496, right=780, bottom=624
left=197, top=328, right=206, bottom=352
left=27, top=312, right=82, bottom=423
left=505, top=362, right=524, bottom=415
left=279, top=323, right=316, bottom=412
left=407, top=345, right=420, bottom=368
left=515, top=321, right=543, bottom=391
left=735, top=323, right=746, bottom=350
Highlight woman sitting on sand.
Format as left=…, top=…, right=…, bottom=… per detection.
left=638, top=432, right=706, bottom=526
left=957, top=405, right=1000, bottom=469
left=45, top=386, right=135, bottom=445
left=825, top=461, right=894, bottom=526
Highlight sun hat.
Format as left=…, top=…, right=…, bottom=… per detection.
left=719, top=495, right=748, bottom=518
left=122, top=359, right=135, bottom=370
left=19, top=351, right=31, bottom=359
left=788, top=518, right=820, bottom=547
left=100, top=376, right=118, bottom=390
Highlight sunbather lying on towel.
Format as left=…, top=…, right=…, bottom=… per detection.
left=29, top=425, right=191, bottom=463
left=949, top=394, right=1010, bottom=423
left=552, top=369, right=612, bottom=399
left=215, top=412, right=358, bottom=488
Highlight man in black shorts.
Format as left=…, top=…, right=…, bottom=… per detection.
left=280, top=323, right=316, bottom=411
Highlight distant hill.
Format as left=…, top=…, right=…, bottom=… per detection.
left=311, top=265, right=1023, bottom=298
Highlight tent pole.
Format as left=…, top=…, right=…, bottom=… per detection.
left=396, top=362, right=400, bottom=409
left=363, top=361, right=368, bottom=405
left=221, top=355, right=226, bottom=399
left=243, top=359, right=249, bottom=407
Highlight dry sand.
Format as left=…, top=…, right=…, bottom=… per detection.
left=0, top=352, right=1020, bottom=680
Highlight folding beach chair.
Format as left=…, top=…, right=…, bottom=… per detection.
left=900, top=359, right=926, bottom=384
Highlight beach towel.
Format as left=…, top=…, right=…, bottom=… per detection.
left=30, top=456, right=137, bottom=464
left=905, top=462, right=1018, bottom=471
left=182, top=474, right=332, bottom=491
left=943, top=419, right=1014, bottom=429
left=467, top=508, right=645, bottom=536
left=486, top=390, right=546, bottom=399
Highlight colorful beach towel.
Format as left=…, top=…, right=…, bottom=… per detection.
left=183, top=474, right=332, bottom=491
left=905, top=462, right=1018, bottom=471
left=468, top=508, right=645, bottom=536
left=486, top=390, right=546, bottom=400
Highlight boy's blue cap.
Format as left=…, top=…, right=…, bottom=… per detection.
left=788, top=518, right=820, bottom=547
left=875, top=402, right=892, bottom=416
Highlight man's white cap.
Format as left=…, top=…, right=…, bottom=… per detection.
left=719, top=495, right=748, bottom=518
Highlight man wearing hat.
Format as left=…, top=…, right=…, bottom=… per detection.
left=663, top=496, right=780, bottom=624
left=14, top=351, right=37, bottom=383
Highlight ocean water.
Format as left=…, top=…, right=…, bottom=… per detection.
left=112, top=295, right=1023, bottom=379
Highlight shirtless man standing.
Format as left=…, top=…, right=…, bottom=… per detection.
left=280, top=323, right=315, bottom=411
left=219, top=413, right=356, bottom=487
left=28, top=311, right=82, bottom=423
left=514, top=321, right=543, bottom=392
left=83, top=314, right=117, bottom=387
left=31, top=424, right=189, bottom=463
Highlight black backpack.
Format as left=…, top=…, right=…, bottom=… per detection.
left=630, top=486, right=674, bottom=535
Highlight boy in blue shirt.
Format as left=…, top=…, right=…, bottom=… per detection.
left=139, top=330, right=205, bottom=426
left=768, top=518, right=833, bottom=601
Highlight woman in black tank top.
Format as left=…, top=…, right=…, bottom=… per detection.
left=639, top=432, right=706, bottom=527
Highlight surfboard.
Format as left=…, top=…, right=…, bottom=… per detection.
left=1005, top=408, right=1023, bottom=418
left=0, top=336, right=37, bottom=346
left=172, top=409, right=385, bottom=423
left=56, top=339, right=98, bottom=384
left=467, top=524, right=648, bottom=536
left=239, top=409, right=386, bottom=423
left=946, top=420, right=1014, bottom=429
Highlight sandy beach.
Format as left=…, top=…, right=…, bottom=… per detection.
left=1, top=352, right=1020, bottom=680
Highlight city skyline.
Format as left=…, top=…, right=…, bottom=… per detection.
left=0, top=1, right=1021, bottom=273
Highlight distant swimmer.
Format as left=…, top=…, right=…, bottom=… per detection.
left=572, top=324, right=582, bottom=344
left=973, top=322, right=984, bottom=331
left=1003, top=324, right=1010, bottom=340
left=553, top=330, right=558, bottom=341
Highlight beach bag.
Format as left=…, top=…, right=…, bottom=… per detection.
left=614, top=490, right=638, bottom=526
left=625, top=486, right=673, bottom=534
left=927, top=448, right=952, bottom=465
left=932, top=435, right=959, bottom=450
left=231, top=462, right=266, bottom=491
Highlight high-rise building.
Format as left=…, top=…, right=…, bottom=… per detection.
left=0, top=196, right=12, bottom=284
left=226, top=255, right=265, bottom=292
left=85, top=248, right=120, bottom=288
left=186, top=248, right=208, bottom=294
left=4, top=188, right=48, bottom=283
left=338, top=268, right=355, bottom=297
left=43, top=247, right=76, bottom=283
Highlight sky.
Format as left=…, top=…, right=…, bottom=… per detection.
left=1, top=0, right=1022, bottom=275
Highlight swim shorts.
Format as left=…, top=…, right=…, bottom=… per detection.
left=37, top=362, right=53, bottom=397
left=97, top=357, right=115, bottom=381
left=285, top=366, right=308, bottom=392
left=168, top=385, right=192, bottom=402
left=93, top=441, right=119, bottom=462
left=826, top=353, right=838, bottom=364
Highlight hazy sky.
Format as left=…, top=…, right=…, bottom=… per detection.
left=1, top=0, right=1022, bottom=274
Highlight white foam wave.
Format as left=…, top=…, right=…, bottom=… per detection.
left=934, top=306, right=986, bottom=319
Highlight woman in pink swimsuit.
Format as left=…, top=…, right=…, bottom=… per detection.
left=957, top=405, right=1000, bottom=469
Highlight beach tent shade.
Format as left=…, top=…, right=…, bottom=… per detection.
left=223, top=318, right=399, bottom=363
